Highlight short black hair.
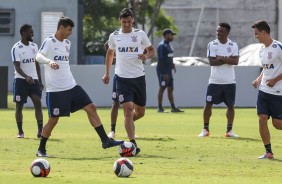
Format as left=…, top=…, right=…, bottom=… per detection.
left=20, top=24, right=32, bottom=35
left=119, top=8, right=133, bottom=18
left=219, top=22, right=231, bottom=32
left=252, top=20, right=270, bottom=34
left=57, top=16, right=74, bottom=30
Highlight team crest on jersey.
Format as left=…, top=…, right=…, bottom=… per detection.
left=118, top=94, right=124, bottom=103
left=227, top=47, right=232, bottom=53
left=65, top=46, right=70, bottom=53
left=52, top=39, right=56, bottom=43
left=131, top=36, right=138, bottom=43
left=268, top=52, right=272, bottom=59
left=19, top=45, right=23, bottom=49
left=53, top=108, right=60, bottom=116
left=206, top=95, right=212, bottom=102
left=272, top=44, right=277, bottom=48
left=16, top=95, right=21, bottom=102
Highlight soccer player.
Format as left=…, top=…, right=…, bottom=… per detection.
left=252, top=20, right=282, bottom=159
left=156, top=28, right=183, bottom=113
left=198, top=22, right=239, bottom=138
left=35, top=16, right=123, bottom=157
left=102, top=8, right=155, bottom=155
left=11, top=24, right=43, bottom=138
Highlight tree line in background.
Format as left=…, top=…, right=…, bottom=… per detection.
left=83, top=0, right=177, bottom=56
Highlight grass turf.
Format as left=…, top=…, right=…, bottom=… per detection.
left=1, top=104, right=282, bottom=183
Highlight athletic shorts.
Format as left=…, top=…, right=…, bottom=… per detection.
left=13, top=78, right=42, bottom=104
left=46, top=85, right=92, bottom=117
left=156, top=69, right=173, bottom=88
left=257, top=90, right=282, bottom=119
left=112, top=74, right=118, bottom=102
left=206, top=83, right=236, bottom=106
left=116, top=75, right=146, bottom=106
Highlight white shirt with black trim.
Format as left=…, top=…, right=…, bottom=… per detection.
left=11, top=41, right=39, bottom=79
left=207, top=39, right=239, bottom=84
left=259, top=40, right=282, bottom=95
left=38, top=35, right=76, bottom=92
left=108, top=28, right=151, bottom=78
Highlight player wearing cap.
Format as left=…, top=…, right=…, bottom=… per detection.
left=198, top=22, right=239, bottom=138
left=156, top=28, right=183, bottom=113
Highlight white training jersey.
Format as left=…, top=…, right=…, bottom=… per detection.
left=11, top=41, right=38, bottom=79
left=259, top=40, right=282, bottom=96
left=207, top=39, right=239, bottom=84
left=108, top=28, right=151, bottom=78
left=38, top=35, right=76, bottom=92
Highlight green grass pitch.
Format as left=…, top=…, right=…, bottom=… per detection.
left=1, top=104, right=282, bottom=183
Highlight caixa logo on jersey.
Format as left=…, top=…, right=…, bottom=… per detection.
left=118, top=47, right=138, bottom=53
left=263, top=63, right=274, bottom=69
left=54, top=56, right=69, bottom=61
left=23, top=58, right=35, bottom=63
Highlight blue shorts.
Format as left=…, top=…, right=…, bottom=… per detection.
left=257, top=90, right=282, bottom=119
left=13, top=78, right=42, bottom=104
left=46, top=85, right=92, bottom=117
left=112, top=74, right=118, bottom=102
left=206, top=83, right=236, bottom=106
left=116, top=75, right=146, bottom=106
left=156, top=69, right=173, bottom=88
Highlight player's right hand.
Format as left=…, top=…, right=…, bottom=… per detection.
left=49, top=61, right=59, bottom=70
left=252, top=80, right=260, bottom=88
left=102, top=74, right=110, bottom=84
left=26, top=76, right=35, bottom=85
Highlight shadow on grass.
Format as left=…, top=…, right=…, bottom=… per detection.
left=55, top=156, right=115, bottom=160
left=209, top=136, right=261, bottom=142
left=136, top=137, right=175, bottom=142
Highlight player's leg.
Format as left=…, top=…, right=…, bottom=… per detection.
left=167, top=76, right=183, bottom=113
left=108, top=100, right=119, bottom=138
left=200, top=102, right=212, bottom=137
left=133, top=104, right=145, bottom=121
left=67, top=85, right=123, bottom=148
left=157, top=71, right=166, bottom=112
left=257, top=90, right=273, bottom=159
left=13, top=78, right=28, bottom=138
left=272, top=119, right=282, bottom=129
left=29, top=80, right=43, bottom=138
left=15, top=102, right=24, bottom=137
left=123, top=101, right=135, bottom=140
left=37, top=116, right=59, bottom=157
left=223, top=84, right=238, bottom=137
left=269, top=93, right=282, bottom=130
left=199, top=84, right=219, bottom=137
left=108, top=75, right=119, bottom=138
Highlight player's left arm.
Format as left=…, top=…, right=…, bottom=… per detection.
left=35, top=61, right=44, bottom=90
left=138, top=45, right=155, bottom=60
left=267, top=73, right=282, bottom=87
left=219, top=56, right=239, bottom=65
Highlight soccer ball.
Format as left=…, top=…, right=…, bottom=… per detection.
left=113, top=158, right=133, bottom=177
left=30, top=158, right=50, bottom=177
left=118, top=141, right=137, bottom=157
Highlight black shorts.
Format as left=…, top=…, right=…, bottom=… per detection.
left=206, top=83, right=236, bottom=106
left=156, top=69, right=173, bottom=88
left=257, top=90, right=282, bottom=119
left=46, top=85, right=92, bottom=117
left=112, top=74, right=118, bottom=102
left=13, top=78, right=42, bottom=104
left=116, top=75, right=146, bottom=106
